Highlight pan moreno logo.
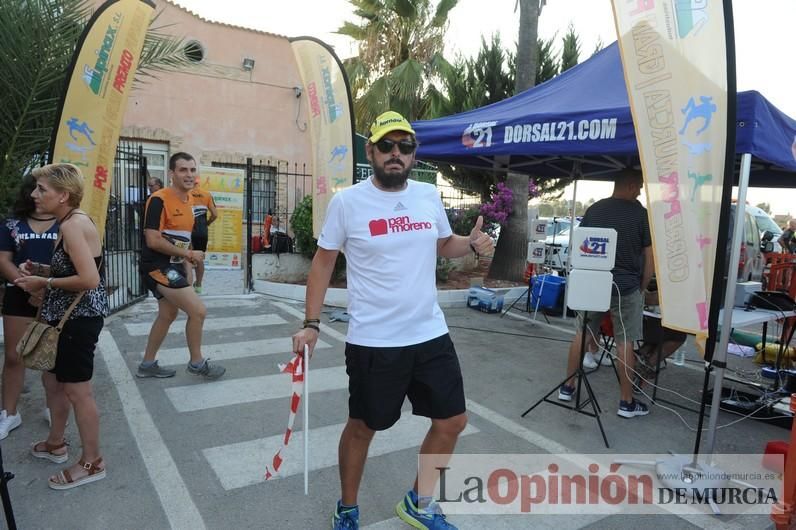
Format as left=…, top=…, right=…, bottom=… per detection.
left=82, top=15, right=122, bottom=95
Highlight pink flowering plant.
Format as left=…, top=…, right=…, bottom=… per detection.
left=479, top=179, right=539, bottom=231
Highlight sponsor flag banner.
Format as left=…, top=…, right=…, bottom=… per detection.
left=50, top=0, right=154, bottom=236
left=290, top=37, right=355, bottom=238
left=199, top=166, right=244, bottom=269
left=611, top=0, right=729, bottom=336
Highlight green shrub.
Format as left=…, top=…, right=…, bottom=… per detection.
left=290, top=194, right=316, bottom=259
left=290, top=193, right=346, bottom=281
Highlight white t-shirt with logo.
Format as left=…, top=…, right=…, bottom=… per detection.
left=318, top=177, right=453, bottom=347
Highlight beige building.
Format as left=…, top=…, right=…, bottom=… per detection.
left=110, top=0, right=313, bottom=218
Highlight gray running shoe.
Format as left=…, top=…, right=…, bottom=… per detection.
left=186, top=359, right=225, bottom=380
left=137, top=361, right=177, bottom=378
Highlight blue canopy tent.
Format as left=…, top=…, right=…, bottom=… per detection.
left=412, top=42, right=796, bottom=187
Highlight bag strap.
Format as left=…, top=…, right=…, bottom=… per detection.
left=55, top=291, right=86, bottom=332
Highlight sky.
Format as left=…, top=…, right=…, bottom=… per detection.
left=173, top=0, right=796, bottom=217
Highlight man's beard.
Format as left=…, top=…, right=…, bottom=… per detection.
left=373, top=159, right=411, bottom=189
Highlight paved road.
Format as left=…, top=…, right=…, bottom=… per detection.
left=3, top=276, right=781, bottom=529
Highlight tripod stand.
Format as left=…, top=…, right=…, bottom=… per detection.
left=521, top=312, right=610, bottom=448
left=0, top=443, right=17, bottom=529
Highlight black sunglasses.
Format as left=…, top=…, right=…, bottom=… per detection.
left=374, top=138, right=417, bottom=155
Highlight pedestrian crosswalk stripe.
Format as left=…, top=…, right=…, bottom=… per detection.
left=152, top=337, right=333, bottom=366
left=203, top=414, right=480, bottom=490
left=124, top=314, right=286, bottom=336
left=130, top=297, right=261, bottom=314
left=272, top=301, right=348, bottom=342
left=99, top=331, right=206, bottom=528
left=165, top=366, right=348, bottom=412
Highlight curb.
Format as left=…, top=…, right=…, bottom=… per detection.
left=253, top=280, right=528, bottom=309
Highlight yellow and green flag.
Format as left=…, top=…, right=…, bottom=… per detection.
left=50, top=0, right=154, bottom=235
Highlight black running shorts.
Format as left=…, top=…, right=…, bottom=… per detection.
left=344, top=333, right=466, bottom=431
left=192, top=234, right=208, bottom=252
left=143, top=264, right=191, bottom=299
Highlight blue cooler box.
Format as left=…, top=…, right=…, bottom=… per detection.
left=467, top=286, right=504, bottom=313
left=531, top=274, right=565, bottom=310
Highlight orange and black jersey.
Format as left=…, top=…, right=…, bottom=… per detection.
left=190, top=187, right=215, bottom=237
left=142, top=188, right=194, bottom=270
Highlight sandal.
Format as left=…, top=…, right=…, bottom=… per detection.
left=30, top=440, right=68, bottom=464
left=48, top=458, right=106, bottom=490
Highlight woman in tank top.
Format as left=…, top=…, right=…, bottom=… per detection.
left=15, top=163, right=108, bottom=490
left=0, top=175, right=58, bottom=440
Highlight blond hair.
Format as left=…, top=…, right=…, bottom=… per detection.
left=31, top=163, right=84, bottom=207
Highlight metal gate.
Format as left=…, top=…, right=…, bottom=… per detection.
left=104, top=141, right=147, bottom=312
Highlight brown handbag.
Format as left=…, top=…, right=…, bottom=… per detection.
left=16, top=292, right=85, bottom=371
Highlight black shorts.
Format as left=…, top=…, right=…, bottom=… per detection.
left=143, top=264, right=191, bottom=299
left=192, top=233, right=208, bottom=252
left=345, top=333, right=466, bottom=431
left=1, top=285, right=37, bottom=318
left=50, top=316, right=104, bottom=383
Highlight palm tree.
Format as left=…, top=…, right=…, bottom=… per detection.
left=434, top=34, right=515, bottom=202
left=0, top=0, right=190, bottom=213
left=487, top=0, right=546, bottom=281
left=337, top=0, right=458, bottom=131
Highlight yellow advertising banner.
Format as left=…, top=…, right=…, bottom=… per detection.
left=199, top=166, right=244, bottom=269
left=611, top=0, right=728, bottom=336
left=290, top=37, right=355, bottom=237
left=50, top=0, right=154, bottom=236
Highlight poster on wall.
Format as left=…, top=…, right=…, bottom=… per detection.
left=199, top=166, right=244, bottom=269
left=50, top=0, right=154, bottom=237
left=611, top=0, right=729, bottom=338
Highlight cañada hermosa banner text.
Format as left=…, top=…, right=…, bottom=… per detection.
left=611, top=0, right=729, bottom=336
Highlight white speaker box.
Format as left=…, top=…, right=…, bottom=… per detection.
left=527, top=242, right=546, bottom=264
left=530, top=219, right=548, bottom=241
left=566, top=269, right=613, bottom=311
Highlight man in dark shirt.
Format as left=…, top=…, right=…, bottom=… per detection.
left=778, top=219, right=796, bottom=254
left=559, top=169, right=654, bottom=418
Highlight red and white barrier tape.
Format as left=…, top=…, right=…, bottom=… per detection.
left=264, top=345, right=309, bottom=495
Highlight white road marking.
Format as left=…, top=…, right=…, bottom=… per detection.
left=150, top=337, right=333, bottom=366
left=165, top=366, right=349, bottom=412
left=132, top=297, right=261, bottom=313
left=464, top=398, right=572, bottom=454
left=272, top=301, right=348, bottom=343
left=203, top=414, right=480, bottom=490
left=99, top=331, right=205, bottom=529
left=124, top=314, right=286, bottom=336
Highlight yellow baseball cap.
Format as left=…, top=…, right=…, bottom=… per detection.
left=368, top=111, right=416, bottom=143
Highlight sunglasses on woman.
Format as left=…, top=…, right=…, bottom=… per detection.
left=374, top=138, right=418, bottom=155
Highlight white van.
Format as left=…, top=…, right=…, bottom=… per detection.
left=742, top=203, right=783, bottom=252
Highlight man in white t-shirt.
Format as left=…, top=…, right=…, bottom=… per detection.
left=293, top=111, right=493, bottom=530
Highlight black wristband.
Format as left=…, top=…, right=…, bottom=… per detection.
left=303, top=318, right=320, bottom=326
left=303, top=324, right=320, bottom=332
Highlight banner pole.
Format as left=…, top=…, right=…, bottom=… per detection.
left=691, top=0, right=738, bottom=461
left=303, top=344, right=310, bottom=495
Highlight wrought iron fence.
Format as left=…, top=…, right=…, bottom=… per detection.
left=436, top=180, right=482, bottom=213
left=104, top=140, right=148, bottom=312
left=213, top=160, right=312, bottom=242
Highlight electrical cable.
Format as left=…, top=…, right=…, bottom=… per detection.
left=594, top=282, right=795, bottom=431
